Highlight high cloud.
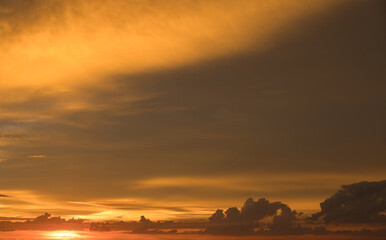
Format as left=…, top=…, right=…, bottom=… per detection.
left=311, top=180, right=386, bottom=223
left=0, top=0, right=339, bottom=87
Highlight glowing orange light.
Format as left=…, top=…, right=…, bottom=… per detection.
left=47, top=231, right=79, bottom=239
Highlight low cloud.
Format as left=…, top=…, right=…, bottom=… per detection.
left=1, top=188, right=386, bottom=236
left=310, top=180, right=386, bottom=223
left=208, top=198, right=295, bottom=224
left=205, top=198, right=316, bottom=235
left=0, top=194, right=9, bottom=197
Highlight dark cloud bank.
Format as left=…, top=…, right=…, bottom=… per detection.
left=311, top=180, right=386, bottom=224
left=1, top=181, right=385, bottom=236
left=205, top=181, right=386, bottom=235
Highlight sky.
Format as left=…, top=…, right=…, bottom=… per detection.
left=0, top=0, right=385, bottom=224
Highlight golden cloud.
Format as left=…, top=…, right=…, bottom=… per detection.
left=0, top=0, right=341, bottom=88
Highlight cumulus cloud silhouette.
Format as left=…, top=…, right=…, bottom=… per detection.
left=206, top=198, right=302, bottom=235
left=209, top=198, right=297, bottom=224
left=311, top=180, right=386, bottom=223
left=208, top=209, right=225, bottom=223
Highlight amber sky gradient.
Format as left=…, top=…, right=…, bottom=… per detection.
left=0, top=0, right=385, bottom=221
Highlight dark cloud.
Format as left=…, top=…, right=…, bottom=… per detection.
left=206, top=198, right=302, bottom=235
left=0, top=213, right=85, bottom=231
left=206, top=192, right=386, bottom=235
left=0, top=194, right=9, bottom=197
left=208, top=209, right=225, bottom=223
left=241, top=198, right=293, bottom=223
left=208, top=198, right=296, bottom=224
left=0, top=0, right=66, bottom=41
left=311, top=180, right=386, bottom=223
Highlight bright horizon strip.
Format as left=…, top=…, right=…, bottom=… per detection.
left=1, top=172, right=384, bottom=221
left=46, top=231, right=81, bottom=239
left=5, top=231, right=379, bottom=240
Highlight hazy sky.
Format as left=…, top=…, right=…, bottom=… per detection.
left=0, top=0, right=385, bottom=221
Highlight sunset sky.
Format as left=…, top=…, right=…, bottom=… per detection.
left=0, top=0, right=385, bottom=226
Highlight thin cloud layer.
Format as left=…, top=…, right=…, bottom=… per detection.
left=311, top=181, right=386, bottom=223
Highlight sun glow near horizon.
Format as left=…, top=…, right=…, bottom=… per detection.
left=46, top=231, right=81, bottom=239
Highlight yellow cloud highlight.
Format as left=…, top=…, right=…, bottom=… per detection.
left=131, top=172, right=386, bottom=213
left=28, top=155, right=48, bottom=158
left=132, top=173, right=364, bottom=192
left=0, top=0, right=341, bottom=88
left=0, top=189, right=203, bottom=221
left=1, top=170, right=384, bottom=221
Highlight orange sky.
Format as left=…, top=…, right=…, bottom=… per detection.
left=0, top=0, right=385, bottom=223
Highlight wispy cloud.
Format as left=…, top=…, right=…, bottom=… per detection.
left=28, top=155, right=47, bottom=158
left=0, top=0, right=339, bottom=88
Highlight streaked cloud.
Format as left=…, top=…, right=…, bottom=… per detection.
left=28, top=155, right=48, bottom=158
